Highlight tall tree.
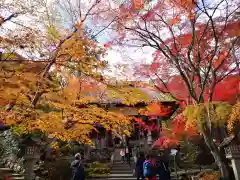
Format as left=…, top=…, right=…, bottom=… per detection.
left=109, top=0, right=240, bottom=179
left=0, top=0, right=144, bottom=145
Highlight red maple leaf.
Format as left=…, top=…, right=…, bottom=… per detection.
left=146, top=103, right=172, bottom=116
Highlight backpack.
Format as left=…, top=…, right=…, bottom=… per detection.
left=143, top=160, right=154, bottom=177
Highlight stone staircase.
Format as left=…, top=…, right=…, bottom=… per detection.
left=109, top=161, right=135, bottom=180
left=0, top=166, right=24, bottom=180
left=109, top=161, right=181, bottom=180
left=89, top=148, right=213, bottom=180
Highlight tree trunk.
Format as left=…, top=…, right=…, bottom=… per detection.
left=201, top=121, right=229, bottom=179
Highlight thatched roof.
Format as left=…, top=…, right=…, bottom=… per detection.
left=1, top=53, right=176, bottom=106
left=0, top=52, right=50, bottom=72
left=0, top=59, right=48, bottom=73
left=138, top=87, right=175, bottom=102
left=84, top=85, right=175, bottom=107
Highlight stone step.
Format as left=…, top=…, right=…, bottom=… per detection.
left=11, top=177, right=24, bottom=180
left=112, top=164, right=133, bottom=167
left=107, top=178, right=142, bottom=180
left=111, top=170, right=133, bottom=172
left=105, top=168, right=212, bottom=180
left=10, top=173, right=24, bottom=177
left=0, top=167, right=24, bottom=180
left=107, top=178, right=178, bottom=180
left=112, top=167, right=133, bottom=171
left=113, top=162, right=134, bottom=165
left=93, top=174, right=177, bottom=178
left=112, top=166, right=134, bottom=170
left=0, top=176, right=24, bottom=180
left=0, top=167, right=13, bottom=172
left=90, top=176, right=179, bottom=180
left=109, top=173, right=134, bottom=177
left=111, top=170, right=133, bottom=174
left=108, top=174, right=178, bottom=177
left=111, top=168, right=134, bottom=171
left=112, top=163, right=134, bottom=166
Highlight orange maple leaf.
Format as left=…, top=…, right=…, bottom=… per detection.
left=168, top=16, right=180, bottom=25
left=213, top=50, right=228, bottom=68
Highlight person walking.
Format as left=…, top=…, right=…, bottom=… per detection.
left=135, top=152, right=145, bottom=180
left=71, top=153, right=85, bottom=180
left=120, top=148, right=125, bottom=163
left=133, top=146, right=138, bottom=163
left=143, top=154, right=156, bottom=180
left=125, top=146, right=131, bottom=165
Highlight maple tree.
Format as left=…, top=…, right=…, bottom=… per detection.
left=0, top=0, right=144, bottom=146
left=0, top=0, right=56, bottom=57
left=106, top=0, right=240, bottom=178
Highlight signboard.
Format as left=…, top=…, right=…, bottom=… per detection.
left=170, top=149, right=178, bottom=156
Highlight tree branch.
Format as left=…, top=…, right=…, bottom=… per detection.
left=0, top=13, right=19, bottom=26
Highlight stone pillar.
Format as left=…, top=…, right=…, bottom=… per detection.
left=224, top=145, right=240, bottom=180
left=24, top=154, right=40, bottom=180
left=22, top=145, right=41, bottom=180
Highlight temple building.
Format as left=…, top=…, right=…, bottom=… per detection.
left=86, top=85, right=178, bottom=149
left=0, top=54, right=178, bottom=150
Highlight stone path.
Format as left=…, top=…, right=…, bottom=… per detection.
left=107, top=161, right=213, bottom=180
left=0, top=166, right=24, bottom=180
left=108, top=161, right=181, bottom=180
left=90, top=160, right=213, bottom=180
left=109, top=161, right=135, bottom=180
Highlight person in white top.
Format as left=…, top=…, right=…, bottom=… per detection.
left=125, top=147, right=129, bottom=154
left=120, top=148, right=125, bottom=163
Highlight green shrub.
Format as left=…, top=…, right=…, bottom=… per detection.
left=84, top=162, right=111, bottom=177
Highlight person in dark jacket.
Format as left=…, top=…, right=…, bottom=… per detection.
left=71, top=153, right=85, bottom=180
left=135, top=152, right=145, bottom=180
left=125, top=146, right=131, bottom=165
left=156, top=154, right=171, bottom=180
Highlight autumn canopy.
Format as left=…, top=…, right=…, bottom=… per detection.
left=0, top=0, right=151, bottom=145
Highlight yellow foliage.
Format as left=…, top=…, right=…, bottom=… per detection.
left=1, top=81, right=132, bottom=144
left=183, top=102, right=233, bottom=130
left=214, top=102, right=232, bottom=126
left=183, top=104, right=203, bottom=128
left=0, top=27, right=133, bottom=145
left=161, top=121, right=167, bottom=129
left=32, top=104, right=132, bottom=144
left=50, top=142, right=59, bottom=150
left=227, top=103, right=240, bottom=133
left=198, top=171, right=221, bottom=180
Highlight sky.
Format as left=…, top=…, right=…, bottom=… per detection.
left=1, top=0, right=234, bottom=80
left=98, top=0, right=234, bottom=79
left=52, top=0, right=158, bottom=80
left=95, top=0, right=159, bottom=79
